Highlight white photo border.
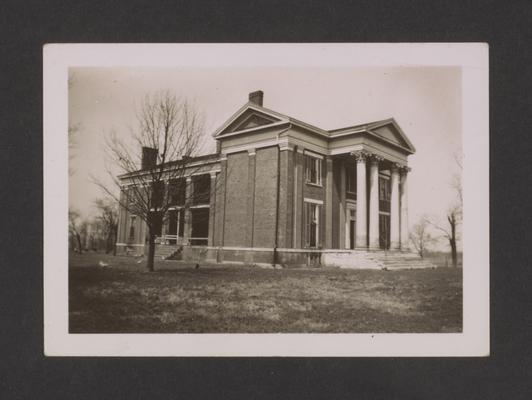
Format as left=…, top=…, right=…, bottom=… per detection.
left=44, top=43, right=489, bottom=357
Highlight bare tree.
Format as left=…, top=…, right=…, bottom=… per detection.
left=93, top=198, right=119, bottom=255
left=95, top=91, right=209, bottom=271
left=409, top=218, right=435, bottom=258
left=68, top=209, right=85, bottom=254
left=429, top=152, right=463, bottom=267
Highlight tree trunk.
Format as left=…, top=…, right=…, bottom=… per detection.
left=450, top=239, right=458, bottom=268
left=113, top=228, right=117, bottom=256
left=450, top=216, right=458, bottom=268
left=76, top=233, right=83, bottom=254
left=147, top=232, right=156, bottom=271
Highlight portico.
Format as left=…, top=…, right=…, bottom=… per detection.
left=333, top=150, right=410, bottom=252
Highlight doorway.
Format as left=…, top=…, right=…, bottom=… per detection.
left=347, top=207, right=356, bottom=249
left=379, top=213, right=390, bottom=250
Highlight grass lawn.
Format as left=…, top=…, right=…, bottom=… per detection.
left=69, top=253, right=462, bottom=333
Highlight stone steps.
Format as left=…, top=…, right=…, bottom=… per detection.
left=155, top=244, right=179, bottom=259
left=323, top=250, right=435, bottom=270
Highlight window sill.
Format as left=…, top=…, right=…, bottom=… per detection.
left=305, top=182, right=323, bottom=188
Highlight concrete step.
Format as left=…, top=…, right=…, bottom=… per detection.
left=155, top=245, right=180, bottom=259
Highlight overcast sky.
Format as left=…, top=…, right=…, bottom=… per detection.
left=69, top=66, right=462, bottom=239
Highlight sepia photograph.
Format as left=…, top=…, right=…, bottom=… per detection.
left=44, top=44, right=489, bottom=356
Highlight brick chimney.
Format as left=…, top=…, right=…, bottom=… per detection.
left=141, top=147, right=158, bottom=169
left=248, top=90, right=264, bottom=106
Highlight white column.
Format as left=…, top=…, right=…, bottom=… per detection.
left=184, top=176, right=193, bottom=244
left=340, top=160, right=347, bottom=249
left=208, top=172, right=217, bottom=247
left=368, top=156, right=381, bottom=249
left=354, top=151, right=368, bottom=248
left=400, top=168, right=410, bottom=251
left=390, top=164, right=401, bottom=250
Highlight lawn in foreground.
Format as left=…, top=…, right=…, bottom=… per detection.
left=69, top=253, right=462, bottom=333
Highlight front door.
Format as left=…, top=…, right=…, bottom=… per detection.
left=349, top=220, right=355, bottom=249
left=347, top=208, right=356, bottom=249
left=379, top=214, right=390, bottom=249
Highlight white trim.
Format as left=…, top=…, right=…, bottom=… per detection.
left=303, top=197, right=323, bottom=205
left=189, top=169, right=220, bottom=177
left=288, top=136, right=329, bottom=155
left=216, top=120, right=289, bottom=139
left=190, top=204, right=210, bottom=209
left=220, top=246, right=274, bottom=252
left=116, top=243, right=144, bottom=247
left=329, top=144, right=364, bottom=155
left=303, top=149, right=324, bottom=159
left=276, top=248, right=323, bottom=253
left=212, top=103, right=285, bottom=137
left=222, top=137, right=287, bottom=155
left=279, top=144, right=294, bottom=151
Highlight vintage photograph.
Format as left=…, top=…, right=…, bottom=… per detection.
left=44, top=44, right=488, bottom=356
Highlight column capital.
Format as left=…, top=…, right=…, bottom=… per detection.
left=369, top=154, right=384, bottom=165
left=391, top=162, right=410, bottom=173
left=351, top=150, right=371, bottom=163
left=209, top=171, right=217, bottom=179
left=247, top=148, right=256, bottom=156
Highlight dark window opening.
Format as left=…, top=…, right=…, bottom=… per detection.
left=379, top=176, right=391, bottom=212
left=192, top=174, right=211, bottom=205
left=128, top=216, right=136, bottom=242
left=305, top=202, right=320, bottom=248
left=305, top=155, right=322, bottom=185
left=379, top=214, right=390, bottom=250
left=190, top=208, right=209, bottom=245
left=346, top=166, right=357, bottom=196
left=168, top=178, right=186, bottom=206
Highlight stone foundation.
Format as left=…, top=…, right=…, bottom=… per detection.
left=154, top=245, right=434, bottom=269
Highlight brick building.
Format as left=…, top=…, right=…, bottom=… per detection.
left=117, top=91, right=432, bottom=268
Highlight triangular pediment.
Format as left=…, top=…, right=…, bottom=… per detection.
left=213, top=104, right=289, bottom=138
left=367, top=119, right=416, bottom=153
left=225, top=110, right=280, bottom=133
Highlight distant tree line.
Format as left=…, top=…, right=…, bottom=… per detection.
left=69, top=198, right=118, bottom=255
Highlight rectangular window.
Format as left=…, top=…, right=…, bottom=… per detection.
left=346, top=167, right=357, bottom=194
left=168, top=178, right=186, bottom=206
left=305, top=155, right=322, bottom=186
left=192, top=174, right=211, bottom=205
left=379, top=176, right=391, bottom=201
left=379, top=176, right=391, bottom=212
left=305, top=202, right=321, bottom=248
left=190, top=208, right=209, bottom=245
left=128, top=216, right=136, bottom=242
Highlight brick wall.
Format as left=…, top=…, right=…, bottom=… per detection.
left=223, top=152, right=250, bottom=246
left=253, top=146, right=279, bottom=247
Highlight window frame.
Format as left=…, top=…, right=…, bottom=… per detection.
left=304, top=200, right=321, bottom=248
left=346, top=167, right=357, bottom=194
left=305, top=154, right=323, bottom=186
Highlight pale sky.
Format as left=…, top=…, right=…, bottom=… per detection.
left=69, top=66, right=462, bottom=239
